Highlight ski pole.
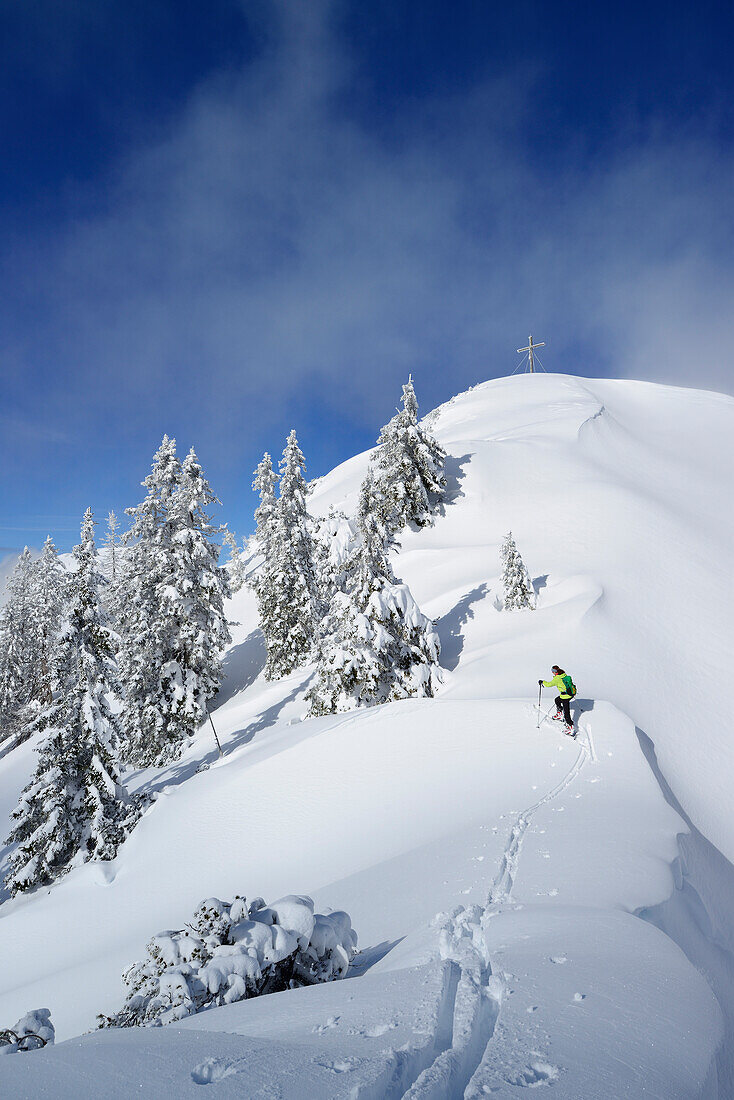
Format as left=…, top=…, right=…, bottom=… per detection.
left=537, top=680, right=542, bottom=727
left=206, top=704, right=223, bottom=758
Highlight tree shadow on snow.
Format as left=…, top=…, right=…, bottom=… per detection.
left=0, top=844, right=13, bottom=904
left=130, top=675, right=313, bottom=801
left=224, top=674, right=315, bottom=755
left=215, top=629, right=266, bottom=707
left=436, top=453, right=473, bottom=515
left=533, top=573, right=549, bottom=596
left=347, top=938, right=404, bottom=977
left=436, top=584, right=488, bottom=671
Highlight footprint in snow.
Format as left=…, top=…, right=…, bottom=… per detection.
left=505, top=1060, right=560, bottom=1087
left=315, top=1058, right=357, bottom=1074
left=191, top=1059, right=239, bottom=1085
left=550, top=955, right=568, bottom=965
left=363, top=1021, right=398, bottom=1038
left=313, top=1015, right=340, bottom=1034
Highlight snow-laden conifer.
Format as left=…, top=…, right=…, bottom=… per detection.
left=33, top=535, right=68, bottom=706
left=5, top=510, right=129, bottom=895
left=223, top=530, right=247, bottom=593
left=104, top=511, right=120, bottom=584
left=251, top=452, right=279, bottom=560
left=0, top=542, right=66, bottom=743
left=312, top=508, right=356, bottom=614
left=118, top=440, right=231, bottom=766
left=117, top=436, right=181, bottom=764
left=369, top=376, right=447, bottom=534
left=0, top=549, right=39, bottom=739
left=500, top=531, right=536, bottom=610
left=307, top=472, right=441, bottom=715
left=256, top=431, right=317, bottom=680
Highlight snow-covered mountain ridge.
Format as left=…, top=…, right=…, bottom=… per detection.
left=1, top=372, right=733, bottom=1097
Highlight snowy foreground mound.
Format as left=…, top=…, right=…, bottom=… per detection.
left=1, top=373, right=733, bottom=1097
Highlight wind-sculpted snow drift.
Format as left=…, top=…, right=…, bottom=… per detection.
left=0, top=373, right=733, bottom=1097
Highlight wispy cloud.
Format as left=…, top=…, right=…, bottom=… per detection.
left=2, top=0, right=732, bottom=474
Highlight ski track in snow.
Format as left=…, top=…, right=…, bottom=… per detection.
left=370, top=724, right=591, bottom=1099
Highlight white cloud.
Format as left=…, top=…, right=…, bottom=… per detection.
left=3, top=0, right=732, bottom=466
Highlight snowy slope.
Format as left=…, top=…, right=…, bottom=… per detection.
left=1, top=373, right=733, bottom=1097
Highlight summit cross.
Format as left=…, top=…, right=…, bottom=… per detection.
left=516, top=335, right=545, bottom=373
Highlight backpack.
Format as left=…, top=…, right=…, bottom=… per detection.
left=561, top=674, right=577, bottom=698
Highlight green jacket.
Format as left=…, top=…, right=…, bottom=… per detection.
left=543, top=674, right=573, bottom=700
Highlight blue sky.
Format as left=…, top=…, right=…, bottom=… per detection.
left=2, top=0, right=733, bottom=551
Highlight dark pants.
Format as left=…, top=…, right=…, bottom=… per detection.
left=555, top=696, right=573, bottom=726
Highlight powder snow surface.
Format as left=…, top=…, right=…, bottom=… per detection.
left=1, top=373, right=732, bottom=1097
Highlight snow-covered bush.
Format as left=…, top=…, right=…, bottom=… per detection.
left=99, top=893, right=358, bottom=1029
left=0, top=1008, right=54, bottom=1054
left=500, top=532, right=536, bottom=611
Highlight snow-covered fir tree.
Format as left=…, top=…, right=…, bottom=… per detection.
left=251, top=452, right=279, bottom=560
left=500, top=531, right=536, bottom=610
left=0, top=541, right=66, bottom=743
left=32, top=535, right=68, bottom=707
left=0, top=549, right=38, bottom=739
left=105, top=510, right=120, bottom=584
left=307, top=471, right=441, bottom=716
left=256, top=431, right=317, bottom=680
left=117, top=435, right=181, bottom=764
left=5, top=509, right=129, bottom=895
left=368, top=376, right=447, bottom=535
left=223, top=530, right=247, bottom=593
left=312, top=508, right=356, bottom=615
left=117, top=439, right=231, bottom=766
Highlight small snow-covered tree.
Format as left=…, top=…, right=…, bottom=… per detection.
left=0, top=549, right=38, bottom=738
left=251, top=452, right=279, bottom=561
left=369, top=376, right=447, bottom=534
left=5, top=509, right=129, bottom=895
left=104, top=511, right=120, bottom=584
left=256, top=431, right=317, bottom=680
left=223, top=530, right=247, bottom=593
left=307, top=472, right=441, bottom=715
left=33, top=536, right=68, bottom=706
left=312, top=508, right=355, bottom=614
left=118, top=439, right=231, bottom=767
left=500, top=532, right=536, bottom=611
left=0, top=542, right=67, bottom=742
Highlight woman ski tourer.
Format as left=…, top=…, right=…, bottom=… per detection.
left=539, top=665, right=577, bottom=737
